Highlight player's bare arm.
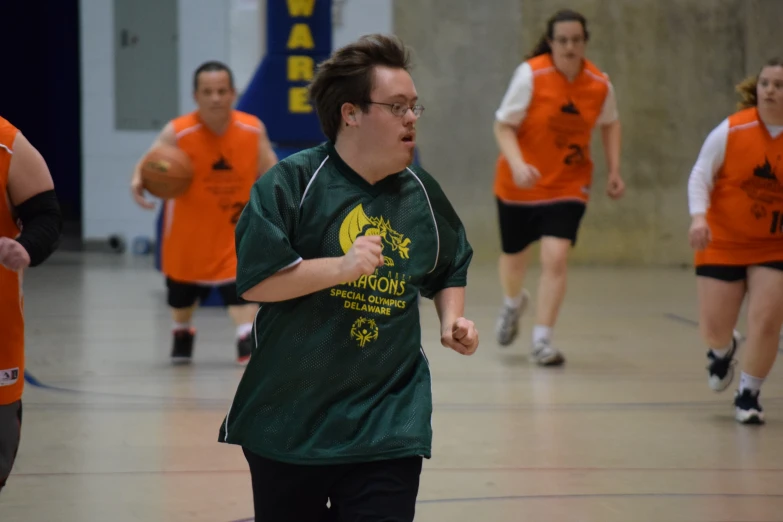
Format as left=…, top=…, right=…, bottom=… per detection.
left=257, top=122, right=278, bottom=177
left=0, top=132, right=61, bottom=270
left=241, top=236, right=384, bottom=303
left=601, top=119, right=624, bottom=199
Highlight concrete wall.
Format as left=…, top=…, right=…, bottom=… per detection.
left=394, top=0, right=783, bottom=266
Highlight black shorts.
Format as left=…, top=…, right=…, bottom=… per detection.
left=0, top=400, right=22, bottom=492
left=166, top=277, right=245, bottom=308
left=243, top=448, right=422, bottom=522
left=695, top=261, right=783, bottom=282
left=496, top=198, right=587, bottom=254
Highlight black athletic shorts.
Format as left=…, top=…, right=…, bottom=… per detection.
left=496, top=198, right=587, bottom=254
left=695, top=261, right=783, bottom=282
left=166, top=277, right=246, bottom=308
left=0, top=400, right=22, bottom=493
left=243, top=447, right=422, bottom=522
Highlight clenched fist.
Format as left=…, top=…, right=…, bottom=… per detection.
left=0, top=237, right=31, bottom=271
left=689, top=214, right=711, bottom=251
left=340, top=235, right=384, bottom=282
left=606, top=172, right=625, bottom=200
left=441, top=317, right=479, bottom=355
left=511, top=161, right=541, bottom=189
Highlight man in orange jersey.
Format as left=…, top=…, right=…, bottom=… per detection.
left=0, top=116, right=62, bottom=493
left=492, top=9, right=624, bottom=366
left=688, top=58, right=783, bottom=424
left=131, top=61, right=278, bottom=365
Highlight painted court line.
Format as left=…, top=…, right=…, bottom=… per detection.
left=228, top=492, right=783, bottom=521
left=664, top=313, right=783, bottom=351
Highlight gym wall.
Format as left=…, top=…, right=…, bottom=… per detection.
left=394, top=0, right=783, bottom=266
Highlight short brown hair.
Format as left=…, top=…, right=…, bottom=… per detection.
left=309, top=34, right=411, bottom=142
left=736, top=57, right=783, bottom=110
left=193, top=61, right=234, bottom=92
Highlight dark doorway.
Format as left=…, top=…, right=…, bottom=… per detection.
left=0, top=0, right=82, bottom=248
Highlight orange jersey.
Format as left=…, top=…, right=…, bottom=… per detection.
left=494, top=55, right=611, bottom=204
left=695, top=108, right=783, bottom=266
left=0, top=116, right=24, bottom=405
left=161, top=110, right=261, bottom=284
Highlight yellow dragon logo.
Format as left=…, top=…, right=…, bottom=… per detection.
left=339, top=204, right=411, bottom=267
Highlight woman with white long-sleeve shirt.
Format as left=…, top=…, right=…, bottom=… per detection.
left=687, top=58, right=783, bottom=424
left=492, top=9, right=624, bottom=366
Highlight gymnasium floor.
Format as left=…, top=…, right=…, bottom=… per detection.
left=2, top=250, right=782, bottom=521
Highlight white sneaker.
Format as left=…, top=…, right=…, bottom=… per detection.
left=531, top=339, right=565, bottom=366
left=734, top=389, right=764, bottom=424
left=495, top=290, right=529, bottom=346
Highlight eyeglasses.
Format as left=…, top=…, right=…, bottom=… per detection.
left=366, top=101, right=425, bottom=117
left=552, top=35, right=585, bottom=46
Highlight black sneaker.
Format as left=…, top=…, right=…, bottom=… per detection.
left=734, top=389, right=764, bottom=424
left=706, top=332, right=740, bottom=392
left=171, top=328, right=195, bottom=364
left=237, top=334, right=253, bottom=366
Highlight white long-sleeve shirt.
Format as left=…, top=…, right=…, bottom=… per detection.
left=495, top=62, right=619, bottom=127
left=687, top=119, right=783, bottom=216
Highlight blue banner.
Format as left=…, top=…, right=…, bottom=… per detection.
left=266, top=0, right=331, bottom=55
left=236, top=0, right=332, bottom=145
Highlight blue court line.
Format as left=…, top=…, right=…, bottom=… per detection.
left=23, top=370, right=228, bottom=406
left=24, top=371, right=88, bottom=393
left=23, top=369, right=783, bottom=412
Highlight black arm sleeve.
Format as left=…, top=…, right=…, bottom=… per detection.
left=14, top=189, right=62, bottom=267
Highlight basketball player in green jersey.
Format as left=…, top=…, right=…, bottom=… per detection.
left=219, top=34, right=478, bottom=521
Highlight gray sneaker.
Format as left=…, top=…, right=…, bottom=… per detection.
left=531, top=339, right=565, bottom=366
left=495, top=290, right=529, bottom=346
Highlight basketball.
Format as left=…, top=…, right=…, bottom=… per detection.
left=140, top=145, right=194, bottom=199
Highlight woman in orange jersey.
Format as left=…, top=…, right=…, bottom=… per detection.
left=0, top=115, right=62, bottom=492
left=687, top=58, right=783, bottom=424
left=492, top=9, right=624, bottom=366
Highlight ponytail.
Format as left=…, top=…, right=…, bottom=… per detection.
left=526, top=35, right=552, bottom=59
left=735, top=75, right=758, bottom=110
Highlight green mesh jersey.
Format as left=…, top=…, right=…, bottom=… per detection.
left=218, top=142, right=473, bottom=465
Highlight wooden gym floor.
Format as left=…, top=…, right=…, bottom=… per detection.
left=2, top=250, right=782, bottom=521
